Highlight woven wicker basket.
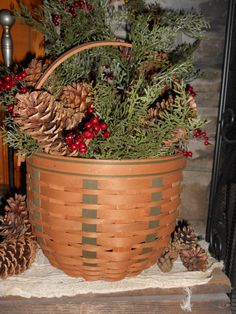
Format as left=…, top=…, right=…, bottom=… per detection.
left=27, top=41, right=186, bottom=281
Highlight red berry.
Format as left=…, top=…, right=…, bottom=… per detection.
left=204, top=136, right=209, bottom=141
left=65, top=133, right=75, bottom=143
left=21, top=71, right=27, bottom=78
left=86, top=3, right=93, bottom=11
left=85, top=121, right=93, bottom=129
left=5, top=75, right=11, bottom=82
left=79, top=0, right=86, bottom=9
left=5, top=83, right=11, bottom=89
left=100, top=122, right=108, bottom=131
left=54, top=21, right=59, bottom=26
left=201, top=131, right=206, bottom=137
left=20, top=87, right=27, bottom=93
left=69, top=6, right=76, bottom=13
left=93, top=123, right=100, bottom=133
left=75, top=137, right=83, bottom=145
left=83, top=130, right=94, bottom=139
left=103, top=131, right=110, bottom=139
left=183, top=151, right=188, bottom=157
left=70, top=143, right=79, bottom=151
left=87, top=107, right=95, bottom=113
left=17, top=75, right=23, bottom=81
left=188, top=151, right=193, bottom=157
left=7, top=104, right=14, bottom=113
left=79, top=146, right=88, bottom=154
left=10, top=80, right=16, bottom=87
left=78, top=142, right=88, bottom=153
left=91, top=117, right=99, bottom=124
left=204, top=141, right=209, bottom=146
left=0, top=80, right=3, bottom=85
left=74, top=1, right=79, bottom=7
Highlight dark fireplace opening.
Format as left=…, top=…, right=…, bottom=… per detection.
left=206, top=0, right=236, bottom=310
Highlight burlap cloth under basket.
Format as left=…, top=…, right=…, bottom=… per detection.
left=27, top=41, right=186, bottom=281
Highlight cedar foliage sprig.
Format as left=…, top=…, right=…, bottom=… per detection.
left=3, top=0, right=210, bottom=159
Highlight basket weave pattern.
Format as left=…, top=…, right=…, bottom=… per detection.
left=27, top=153, right=185, bottom=280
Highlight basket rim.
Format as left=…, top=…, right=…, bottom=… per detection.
left=27, top=152, right=184, bottom=164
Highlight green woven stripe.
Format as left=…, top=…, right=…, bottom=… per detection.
left=152, top=177, right=163, bottom=187
left=83, top=179, right=98, bottom=190
left=142, top=247, right=152, bottom=254
left=150, top=206, right=160, bottom=216
left=82, top=236, right=97, bottom=245
left=83, top=194, right=98, bottom=204
left=82, top=250, right=96, bottom=259
left=146, top=233, right=157, bottom=242
left=32, top=184, right=40, bottom=193
left=34, top=224, right=43, bottom=233
left=32, top=169, right=40, bottom=180
left=82, top=209, right=97, bottom=219
left=82, top=223, right=97, bottom=232
left=149, top=221, right=159, bottom=229
left=32, top=210, right=41, bottom=220
left=32, top=196, right=40, bottom=207
left=151, top=192, right=162, bottom=201
left=83, top=262, right=97, bottom=267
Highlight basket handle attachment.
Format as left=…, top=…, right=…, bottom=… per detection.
left=35, top=40, right=132, bottom=89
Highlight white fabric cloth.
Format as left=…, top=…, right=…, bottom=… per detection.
left=0, top=241, right=223, bottom=299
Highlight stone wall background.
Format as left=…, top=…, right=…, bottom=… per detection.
left=150, top=0, right=229, bottom=233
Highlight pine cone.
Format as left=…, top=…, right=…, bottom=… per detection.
left=180, top=244, right=208, bottom=271
left=163, top=128, right=188, bottom=148
left=0, top=234, right=38, bottom=279
left=173, top=223, right=197, bottom=249
left=147, top=95, right=174, bottom=121
left=157, top=242, right=179, bottom=272
left=0, top=194, right=30, bottom=239
left=25, top=59, right=44, bottom=87
left=60, top=82, right=93, bottom=123
left=14, top=91, right=80, bottom=153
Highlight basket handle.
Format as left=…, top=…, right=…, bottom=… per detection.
left=35, top=40, right=132, bottom=89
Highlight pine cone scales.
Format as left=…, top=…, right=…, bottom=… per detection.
left=157, top=242, right=179, bottom=272
left=61, top=82, right=93, bottom=113
left=0, top=194, right=29, bottom=239
left=25, top=59, right=44, bottom=87
left=0, top=235, right=38, bottom=279
left=174, top=224, right=197, bottom=249
left=180, top=245, right=208, bottom=271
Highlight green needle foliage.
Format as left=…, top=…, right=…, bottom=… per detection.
left=2, top=0, right=209, bottom=159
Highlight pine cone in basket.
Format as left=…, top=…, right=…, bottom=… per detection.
left=180, top=244, right=208, bottom=271
left=0, top=194, right=30, bottom=239
left=60, top=82, right=93, bottom=115
left=163, top=127, right=188, bottom=148
left=14, top=91, right=85, bottom=153
left=147, top=95, right=174, bottom=121
left=157, top=241, right=179, bottom=272
left=0, top=234, right=37, bottom=279
left=24, top=59, right=45, bottom=87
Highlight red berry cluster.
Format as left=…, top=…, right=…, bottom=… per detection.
left=65, top=109, right=110, bottom=154
left=193, top=128, right=209, bottom=145
left=186, top=84, right=196, bottom=97
left=52, top=14, right=60, bottom=26
left=0, top=71, right=27, bottom=93
left=53, top=0, right=93, bottom=23
left=0, top=70, right=28, bottom=117
left=183, top=151, right=193, bottom=157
